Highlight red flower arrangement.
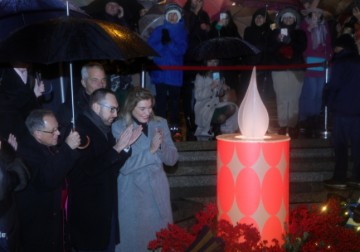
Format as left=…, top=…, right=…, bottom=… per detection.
left=148, top=197, right=360, bottom=252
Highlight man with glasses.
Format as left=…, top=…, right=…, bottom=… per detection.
left=15, top=109, right=81, bottom=252
left=67, top=88, right=142, bottom=252
left=56, top=62, right=107, bottom=129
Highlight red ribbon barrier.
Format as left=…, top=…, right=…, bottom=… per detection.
left=146, top=62, right=327, bottom=71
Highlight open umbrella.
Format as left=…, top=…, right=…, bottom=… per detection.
left=138, top=3, right=165, bottom=40
left=0, top=17, right=157, bottom=64
left=0, top=16, right=157, bottom=129
left=0, top=0, right=86, bottom=40
left=194, top=37, right=260, bottom=61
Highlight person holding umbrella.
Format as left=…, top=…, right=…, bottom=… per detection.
left=15, top=109, right=81, bottom=252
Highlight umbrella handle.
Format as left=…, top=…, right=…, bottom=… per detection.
left=71, top=127, right=91, bottom=149
left=77, top=135, right=91, bottom=150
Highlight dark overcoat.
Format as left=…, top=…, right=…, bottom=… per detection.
left=16, top=132, right=78, bottom=252
left=67, top=113, right=129, bottom=250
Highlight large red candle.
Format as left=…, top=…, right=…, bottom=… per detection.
left=217, top=134, right=290, bottom=244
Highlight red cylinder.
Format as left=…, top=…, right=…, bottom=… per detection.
left=217, top=134, right=290, bottom=244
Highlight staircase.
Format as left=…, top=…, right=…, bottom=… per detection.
left=168, top=83, right=360, bottom=227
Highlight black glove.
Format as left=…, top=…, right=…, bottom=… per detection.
left=161, top=29, right=171, bottom=45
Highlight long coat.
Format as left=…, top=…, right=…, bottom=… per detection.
left=194, top=73, right=238, bottom=136
left=67, top=113, right=130, bottom=250
left=112, top=117, right=178, bottom=252
left=16, top=132, right=78, bottom=252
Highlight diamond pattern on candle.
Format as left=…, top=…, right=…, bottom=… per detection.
left=217, top=136, right=289, bottom=245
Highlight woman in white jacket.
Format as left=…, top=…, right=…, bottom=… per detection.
left=194, top=59, right=238, bottom=139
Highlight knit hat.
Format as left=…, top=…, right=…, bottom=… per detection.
left=334, top=34, right=357, bottom=50
left=165, top=3, right=183, bottom=23
left=281, top=12, right=296, bottom=22
left=275, top=7, right=301, bottom=29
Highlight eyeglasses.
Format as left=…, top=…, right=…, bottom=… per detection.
left=36, top=127, right=60, bottom=135
left=99, top=103, right=119, bottom=114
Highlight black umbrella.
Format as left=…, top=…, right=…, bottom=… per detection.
left=194, top=37, right=260, bottom=61
left=0, top=0, right=86, bottom=40
left=0, top=16, right=157, bottom=130
left=0, top=17, right=157, bottom=64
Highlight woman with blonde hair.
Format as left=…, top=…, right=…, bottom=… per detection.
left=112, top=87, right=178, bottom=251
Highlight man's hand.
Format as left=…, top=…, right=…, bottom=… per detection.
left=7, top=133, right=18, bottom=151
left=33, top=79, right=45, bottom=98
left=150, top=128, right=163, bottom=154
left=114, top=124, right=142, bottom=153
left=65, top=130, right=81, bottom=150
left=128, top=125, right=143, bottom=146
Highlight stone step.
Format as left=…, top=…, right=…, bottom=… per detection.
left=171, top=184, right=360, bottom=227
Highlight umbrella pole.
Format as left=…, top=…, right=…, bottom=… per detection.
left=319, top=61, right=330, bottom=139
left=69, top=62, right=76, bottom=129
left=59, top=63, right=65, bottom=104
left=141, top=64, right=145, bottom=88
left=66, top=1, right=76, bottom=129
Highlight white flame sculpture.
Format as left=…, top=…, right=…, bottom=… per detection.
left=238, top=67, right=269, bottom=139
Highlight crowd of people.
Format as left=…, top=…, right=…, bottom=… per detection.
left=1, top=0, right=360, bottom=251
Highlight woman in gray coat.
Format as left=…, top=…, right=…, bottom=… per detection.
left=112, top=88, right=178, bottom=252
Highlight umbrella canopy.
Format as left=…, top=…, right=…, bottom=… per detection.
left=0, top=0, right=86, bottom=40
left=194, top=37, right=260, bottom=61
left=0, top=16, right=158, bottom=64
left=138, top=3, right=165, bottom=40
left=0, top=16, right=157, bottom=130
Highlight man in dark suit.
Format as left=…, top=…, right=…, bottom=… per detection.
left=0, top=62, right=44, bottom=140
left=16, top=109, right=80, bottom=252
left=67, top=88, right=142, bottom=251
